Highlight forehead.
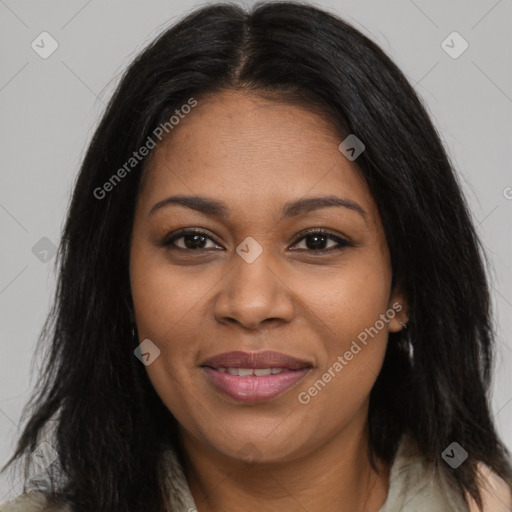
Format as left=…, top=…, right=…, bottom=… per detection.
left=138, top=89, right=377, bottom=224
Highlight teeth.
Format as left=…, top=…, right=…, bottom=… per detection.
left=216, top=367, right=286, bottom=376
left=254, top=368, right=272, bottom=376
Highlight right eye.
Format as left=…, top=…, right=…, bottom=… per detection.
left=162, top=228, right=224, bottom=251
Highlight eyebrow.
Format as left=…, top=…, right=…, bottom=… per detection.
left=149, top=194, right=367, bottom=221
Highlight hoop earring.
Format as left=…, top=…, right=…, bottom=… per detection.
left=400, top=320, right=408, bottom=330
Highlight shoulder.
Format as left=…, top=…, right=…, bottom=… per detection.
left=0, top=491, right=47, bottom=512
left=384, top=434, right=512, bottom=512
left=466, top=462, right=512, bottom=512
left=0, top=491, right=68, bottom=512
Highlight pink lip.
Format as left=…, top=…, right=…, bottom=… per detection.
left=202, top=367, right=311, bottom=403
left=200, top=350, right=312, bottom=403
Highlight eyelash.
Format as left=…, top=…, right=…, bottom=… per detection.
left=161, top=228, right=353, bottom=254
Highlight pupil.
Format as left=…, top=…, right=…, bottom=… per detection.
left=184, top=234, right=206, bottom=249
left=307, top=234, right=326, bottom=250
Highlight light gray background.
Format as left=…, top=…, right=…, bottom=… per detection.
left=1, top=0, right=511, bottom=502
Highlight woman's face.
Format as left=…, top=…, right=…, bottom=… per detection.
left=129, top=89, right=406, bottom=464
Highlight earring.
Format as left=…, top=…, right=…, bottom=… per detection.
left=400, top=320, right=408, bottom=330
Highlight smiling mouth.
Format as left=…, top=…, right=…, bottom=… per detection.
left=200, top=350, right=313, bottom=403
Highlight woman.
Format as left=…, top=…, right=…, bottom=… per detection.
left=1, top=2, right=511, bottom=511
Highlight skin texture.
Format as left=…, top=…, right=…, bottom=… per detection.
left=129, top=89, right=408, bottom=512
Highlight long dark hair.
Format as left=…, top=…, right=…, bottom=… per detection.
left=2, top=2, right=511, bottom=511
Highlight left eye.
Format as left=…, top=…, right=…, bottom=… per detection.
left=289, top=230, right=352, bottom=252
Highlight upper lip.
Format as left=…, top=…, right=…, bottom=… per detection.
left=201, top=350, right=312, bottom=370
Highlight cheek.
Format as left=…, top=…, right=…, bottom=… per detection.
left=129, top=241, right=229, bottom=413
left=290, top=250, right=392, bottom=405
left=129, top=244, right=205, bottom=428
left=294, top=294, right=390, bottom=437
left=290, top=256, right=392, bottom=342
left=130, top=241, right=217, bottom=343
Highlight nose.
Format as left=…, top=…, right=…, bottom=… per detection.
left=213, top=246, right=295, bottom=330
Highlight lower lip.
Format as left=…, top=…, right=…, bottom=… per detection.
left=202, top=367, right=310, bottom=403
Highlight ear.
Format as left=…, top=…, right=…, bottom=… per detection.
left=387, top=287, right=409, bottom=334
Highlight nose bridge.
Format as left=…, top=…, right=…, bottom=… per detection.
left=214, top=237, right=294, bottom=329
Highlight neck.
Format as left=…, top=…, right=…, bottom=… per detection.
left=179, top=421, right=390, bottom=512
